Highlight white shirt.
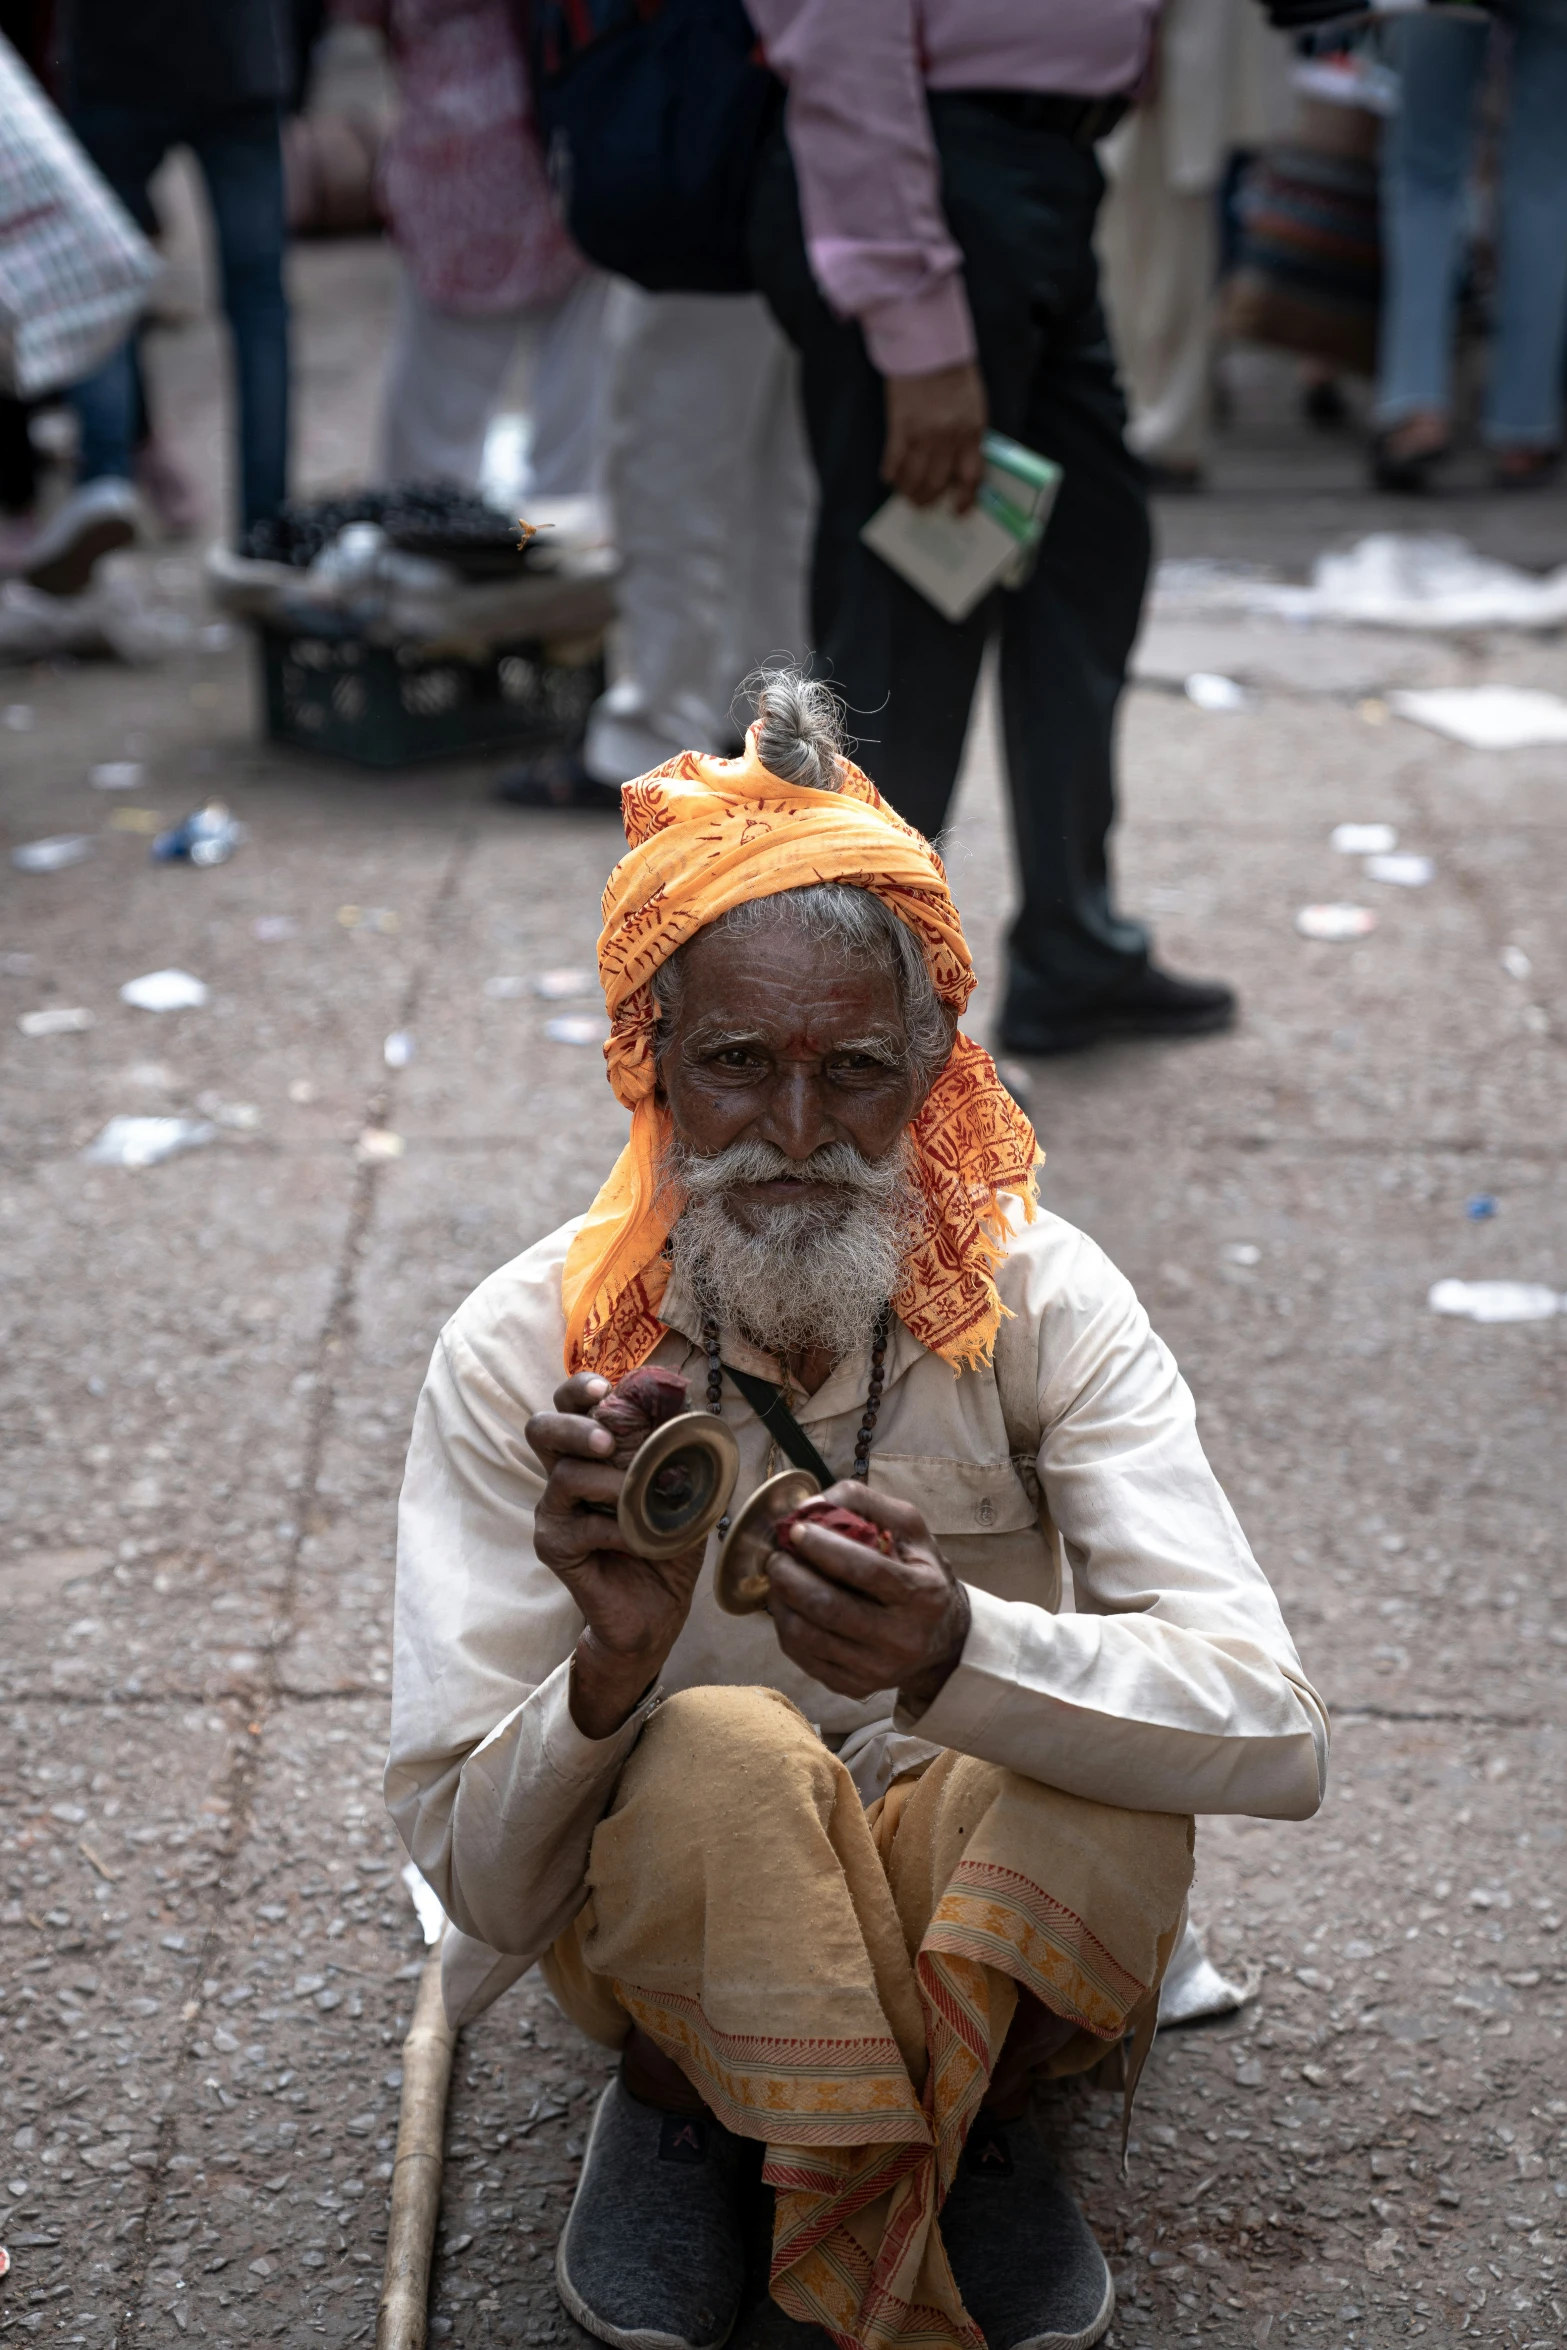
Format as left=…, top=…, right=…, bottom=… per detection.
left=386, top=1202, right=1327, bottom=2018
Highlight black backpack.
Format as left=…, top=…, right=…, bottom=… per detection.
left=526, top=0, right=781, bottom=294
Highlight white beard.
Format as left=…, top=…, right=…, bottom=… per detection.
left=665, top=1135, right=923, bottom=1364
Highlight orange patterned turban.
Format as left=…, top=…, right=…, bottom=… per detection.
left=561, top=729, right=1041, bottom=1380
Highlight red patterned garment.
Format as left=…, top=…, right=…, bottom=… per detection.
left=336, top=0, right=585, bottom=314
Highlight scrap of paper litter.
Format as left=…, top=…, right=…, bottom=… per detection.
left=1428, top=1278, right=1560, bottom=1323
left=1364, top=852, right=1433, bottom=886
left=1184, top=672, right=1247, bottom=712
left=19, top=1006, right=93, bottom=1036
left=12, top=835, right=91, bottom=872
left=401, top=1860, right=446, bottom=1945
left=83, top=1116, right=216, bottom=1168
left=1331, top=823, right=1396, bottom=854
left=1389, top=686, right=1567, bottom=749
left=1158, top=1919, right=1260, bottom=2026
left=120, top=969, right=209, bottom=1011
left=1296, top=904, right=1377, bottom=941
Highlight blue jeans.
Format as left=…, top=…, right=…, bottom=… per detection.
left=1377, top=0, right=1567, bottom=446
left=69, top=100, right=290, bottom=529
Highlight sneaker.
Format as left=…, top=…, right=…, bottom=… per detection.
left=494, top=745, right=625, bottom=813
left=23, top=477, right=139, bottom=597
left=556, top=2078, right=749, bottom=2350
left=940, top=2115, right=1114, bottom=2350
left=999, top=963, right=1236, bottom=1057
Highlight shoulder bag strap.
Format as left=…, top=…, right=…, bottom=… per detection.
left=719, top=1361, right=835, bottom=1488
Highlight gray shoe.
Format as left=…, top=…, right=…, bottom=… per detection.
left=556, top=2078, right=748, bottom=2350
left=939, top=2116, right=1114, bottom=2350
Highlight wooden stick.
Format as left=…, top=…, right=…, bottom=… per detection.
left=377, top=1938, right=456, bottom=2350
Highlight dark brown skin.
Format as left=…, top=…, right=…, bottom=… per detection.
left=764, top=1480, right=970, bottom=1714
left=524, top=921, right=970, bottom=1740
left=883, top=360, right=989, bottom=512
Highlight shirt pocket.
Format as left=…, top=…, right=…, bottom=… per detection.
left=867, top=1453, right=1036, bottom=1534
left=866, top=1454, right=1061, bottom=1610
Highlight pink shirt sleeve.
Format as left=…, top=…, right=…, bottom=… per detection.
left=748, top=0, right=978, bottom=377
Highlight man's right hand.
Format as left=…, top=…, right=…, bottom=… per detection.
left=527, top=1372, right=706, bottom=1739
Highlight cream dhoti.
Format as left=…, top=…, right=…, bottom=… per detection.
left=542, top=1686, right=1193, bottom=2350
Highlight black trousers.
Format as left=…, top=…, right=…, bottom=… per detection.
left=751, top=96, right=1152, bottom=1022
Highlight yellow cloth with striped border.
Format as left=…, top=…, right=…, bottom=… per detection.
left=545, top=1686, right=1193, bottom=2350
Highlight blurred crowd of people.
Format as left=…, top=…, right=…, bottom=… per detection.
left=2, top=0, right=1566, bottom=1046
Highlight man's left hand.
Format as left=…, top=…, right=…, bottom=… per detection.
left=765, top=1483, right=971, bottom=1713
left=882, top=361, right=988, bottom=512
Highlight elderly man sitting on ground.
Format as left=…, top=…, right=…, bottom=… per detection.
left=387, top=671, right=1327, bottom=2350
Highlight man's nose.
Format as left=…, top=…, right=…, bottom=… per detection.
left=761, top=1066, right=832, bottom=1160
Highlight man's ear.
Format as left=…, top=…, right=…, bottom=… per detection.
left=908, top=1009, right=958, bottom=1117
left=651, top=1011, right=676, bottom=1104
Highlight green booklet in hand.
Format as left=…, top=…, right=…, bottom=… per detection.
left=859, top=431, right=1062, bottom=623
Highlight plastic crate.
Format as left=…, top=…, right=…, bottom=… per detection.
left=255, top=622, right=605, bottom=768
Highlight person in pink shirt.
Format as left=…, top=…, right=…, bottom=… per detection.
left=341, top=0, right=606, bottom=495
left=747, top=0, right=1239, bottom=1055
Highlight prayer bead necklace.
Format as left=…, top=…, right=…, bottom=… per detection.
left=702, top=1304, right=892, bottom=1481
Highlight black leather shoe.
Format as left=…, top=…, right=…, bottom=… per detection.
left=940, top=2115, right=1114, bottom=2349
left=493, top=746, right=625, bottom=813
left=1370, top=431, right=1449, bottom=494
left=999, top=964, right=1236, bottom=1057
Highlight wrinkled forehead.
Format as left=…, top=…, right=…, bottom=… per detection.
left=671, top=912, right=908, bottom=1047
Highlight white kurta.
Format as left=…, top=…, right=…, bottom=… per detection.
left=581, top=286, right=814, bottom=786
left=1097, top=0, right=1294, bottom=468
left=386, top=1201, right=1328, bottom=2020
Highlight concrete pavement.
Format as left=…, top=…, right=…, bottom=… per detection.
left=1, top=226, right=1565, bottom=2350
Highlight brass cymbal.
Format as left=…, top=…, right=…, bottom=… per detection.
left=712, top=1468, right=820, bottom=1615
left=616, top=1412, right=741, bottom=1561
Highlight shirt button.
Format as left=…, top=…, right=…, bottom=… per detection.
left=975, top=1496, right=996, bottom=1526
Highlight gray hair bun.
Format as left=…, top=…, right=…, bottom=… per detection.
left=746, top=665, right=845, bottom=794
